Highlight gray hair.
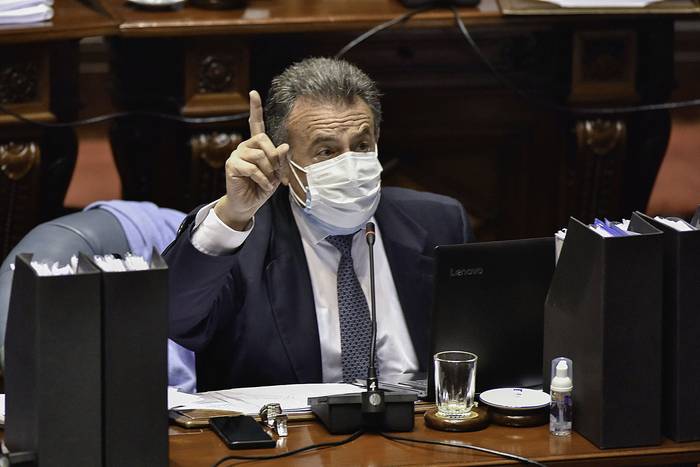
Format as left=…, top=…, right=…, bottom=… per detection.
left=264, top=57, right=382, bottom=145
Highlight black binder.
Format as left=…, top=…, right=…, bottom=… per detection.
left=543, top=214, right=663, bottom=449
left=637, top=212, right=700, bottom=442
left=5, top=253, right=103, bottom=466
left=96, top=249, right=169, bottom=467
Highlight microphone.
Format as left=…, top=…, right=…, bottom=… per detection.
left=365, top=222, right=376, bottom=246
left=364, top=222, right=377, bottom=391
left=362, top=222, right=383, bottom=412
left=307, top=221, right=417, bottom=434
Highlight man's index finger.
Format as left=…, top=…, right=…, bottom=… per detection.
left=248, top=90, right=265, bottom=136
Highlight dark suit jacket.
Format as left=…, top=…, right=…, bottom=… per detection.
left=165, top=186, right=472, bottom=391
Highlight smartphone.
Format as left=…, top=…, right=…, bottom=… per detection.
left=209, top=415, right=276, bottom=449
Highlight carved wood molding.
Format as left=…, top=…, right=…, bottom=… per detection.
left=0, top=141, right=41, bottom=181
left=0, top=62, right=39, bottom=105
left=190, top=132, right=242, bottom=169
left=571, top=30, right=638, bottom=103
left=198, top=55, right=236, bottom=94
left=576, top=119, right=625, bottom=156
left=188, top=131, right=242, bottom=206
left=183, top=40, right=250, bottom=117
left=571, top=118, right=627, bottom=220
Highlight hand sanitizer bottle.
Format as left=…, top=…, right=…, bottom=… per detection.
left=550, top=357, right=573, bottom=436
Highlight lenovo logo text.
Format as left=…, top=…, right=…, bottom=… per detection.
left=450, top=267, right=484, bottom=277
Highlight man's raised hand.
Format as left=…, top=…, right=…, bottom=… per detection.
left=214, top=90, right=290, bottom=230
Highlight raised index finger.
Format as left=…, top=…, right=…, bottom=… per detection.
left=248, top=90, right=265, bottom=136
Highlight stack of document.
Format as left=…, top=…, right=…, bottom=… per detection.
left=537, top=0, right=662, bottom=7
left=653, top=216, right=698, bottom=232
left=14, top=253, right=153, bottom=276
left=555, top=218, right=638, bottom=243
left=555, top=218, right=636, bottom=262
left=589, top=218, right=639, bottom=238
left=0, top=0, right=53, bottom=25
left=555, top=216, right=697, bottom=258
left=168, top=383, right=365, bottom=416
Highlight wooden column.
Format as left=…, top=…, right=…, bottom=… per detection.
left=0, top=42, right=79, bottom=258
left=567, top=22, right=673, bottom=222
left=109, top=36, right=250, bottom=212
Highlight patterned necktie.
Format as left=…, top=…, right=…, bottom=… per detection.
left=326, top=233, right=373, bottom=383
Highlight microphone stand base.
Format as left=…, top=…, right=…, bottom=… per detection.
left=308, top=392, right=417, bottom=434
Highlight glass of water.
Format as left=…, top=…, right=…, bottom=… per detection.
left=434, top=351, right=478, bottom=419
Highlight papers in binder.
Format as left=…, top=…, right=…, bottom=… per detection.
left=29, top=259, right=76, bottom=276
left=24, top=254, right=152, bottom=275
left=555, top=217, right=646, bottom=261
left=555, top=228, right=566, bottom=263
left=653, top=216, right=697, bottom=232
left=590, top=218, right=639, bottom=237
left=93, top=254, right=149, bottom=272
left=536, top=0, right=662, bottom=7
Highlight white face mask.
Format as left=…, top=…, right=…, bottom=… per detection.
left=289, top=150, right=383, bottom=235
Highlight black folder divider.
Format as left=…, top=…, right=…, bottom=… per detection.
left=94, top=248, right=169, bottom=467
left=543, top=214, right=663, bottom=449
left=5, top=250, right=169, bottom=467
left=637, top=212, right=700, bottom=442
left=5, top=253, right=103, bottom=466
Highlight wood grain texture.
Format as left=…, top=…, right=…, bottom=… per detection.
left=500, top=0, right=700, bottom=16
left=0, top=0, right=116, bottom=44
left=102, top=0, right=501, bottom=38
left=169, top=416, right=700, bottom=466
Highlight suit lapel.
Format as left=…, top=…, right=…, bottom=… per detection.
left=375, top=194, right=434, bottom=371
left=264, top=188, right=322, bottom=382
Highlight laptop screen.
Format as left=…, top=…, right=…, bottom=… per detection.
left=427, top=237, right=555, bottom=399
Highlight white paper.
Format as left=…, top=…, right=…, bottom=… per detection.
left=537, top=0, right=662, bottom=7
left=168, top=386, right=205, bottom=410
left=616, top=219, right=640, bottom=236
left=94, top=254, right=151, bottom=272
left=0, top=3, right=52, bottom=24
left=176, top=383, right=365, bottom=415
left=554, top=229, right=566, bottom=264
left=590, top=225, right=613, bottom=237
left=654, top=216, right=696, bottom=232
left=93, top=255, right=127, bottom=272
left=124, top=255, right=149, bottom=271
left=0, top=0, right=50, bottom=12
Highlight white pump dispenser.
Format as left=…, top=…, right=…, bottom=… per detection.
left=550, top=357, right=573, bottom=436
left=551, top=360, right=573, bottom=392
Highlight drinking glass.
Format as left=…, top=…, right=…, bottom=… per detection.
left=434, top=351, right=477, bottom=419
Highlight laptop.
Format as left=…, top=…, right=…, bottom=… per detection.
left=426, top=237, right=555, bottom=400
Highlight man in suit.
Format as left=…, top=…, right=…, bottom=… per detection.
left=165, top=57, right=472, bottom=391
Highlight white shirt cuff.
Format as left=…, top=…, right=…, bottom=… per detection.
left=190, top=201, right=254, bottom=256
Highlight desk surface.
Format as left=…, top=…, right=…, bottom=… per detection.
left=169, top=416, right=700, bottom=466
left=103, top=0, right=503, bottom=37
left=0, top=0, right=116, bottom=43
left=99, top=0, right=700, bottom=38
